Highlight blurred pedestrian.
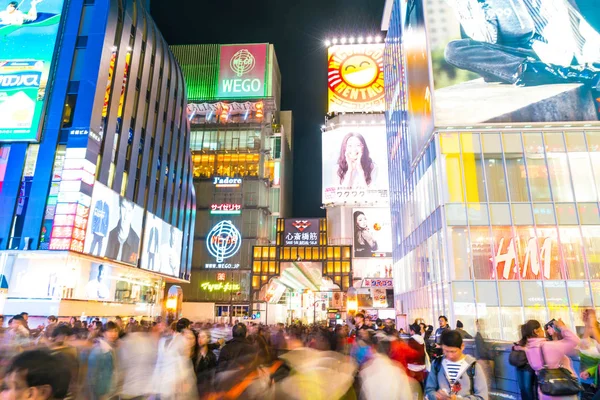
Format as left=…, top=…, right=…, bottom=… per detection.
left=87, top=322, right=119, bottom=400
left=195, top=329, right=217, bottom=395
left=360, top=339, right=414, bottom=400
left=455, top=320, right=473, bottom=340
left=217, top=323, right=255, bottom=373
left=2, top=349, right=71, bottom=400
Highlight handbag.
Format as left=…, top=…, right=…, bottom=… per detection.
left=509, top=346, right=528, bottom=368
left=537, top=343, right=583, bottom=396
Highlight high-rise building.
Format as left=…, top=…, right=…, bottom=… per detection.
left=384, top=0, right=600, bottom=340
left=322, top=40, right=396, bottom=324
left=170, top=44, right=293, bottom=322
left=0, top=0, right=195, bottom=320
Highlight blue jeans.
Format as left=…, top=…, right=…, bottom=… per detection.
left=445, top=39, right=537, bottom=84
left=516, top=367, right=538, bottom=400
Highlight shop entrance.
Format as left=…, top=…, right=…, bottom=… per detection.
left=250, top=218, right=352, bottom=325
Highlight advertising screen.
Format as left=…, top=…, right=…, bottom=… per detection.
left=0, top=0, right=65, bottom=141
left=421, top=0, right=600, bottom=126
left=217, top=44, right=267, bottom=99
left=140, top=212, right=183, bottom=278
left=82, top=182, right=143, bottom=266
left=283, top=219, right=320, bottom=246
left=327, top=44, right=385, bottom=113
left=352, top=208, right=392, bottom=258
left=322, top=126, right=389, bottom=204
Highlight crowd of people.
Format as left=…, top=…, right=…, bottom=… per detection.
left=0, top=309, right=599, bottom=399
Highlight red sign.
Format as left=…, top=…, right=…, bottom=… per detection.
left=216, top=272, right=226, bottom=282
left=218, top=44, right=268, bottom=99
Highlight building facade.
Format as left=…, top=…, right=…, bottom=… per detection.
left=170, top=44, right=293, bottom=322
left=384, top=0, right=600, bottom=340
left=323, top=41, right=396, bottom=323
left=0, top=0, right=195, bottom=320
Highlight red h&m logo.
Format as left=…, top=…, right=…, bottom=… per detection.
left=292, top=220, right=312, bottom=232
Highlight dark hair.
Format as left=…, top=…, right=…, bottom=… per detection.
left=456, top=320, right=464, bottom=329
left=409, top=323, right=421, bottom=334
left=519, top=320, right=542, bottom=346
left=7, top=349, right=70, bottom=398
left=115, top=316, right=122, bottom=321
left=13, top=314, right=24, bottom=321
left=8, top=1, right=18, bottom=8
left=355, top=313, right=365, bottom=320
left=438, top=315, right=448, bottom=322
left=337, top=132, right=374, bottom=185
left=232, top=322, right=247, bottom=338
left=47, top=315, right=57, bottom=323
left=440, top=330, right=463, bottom=348
left=176, top=318, right=191, bottom=333
left=51, top=324, right=73, bottom=339
left=104, top=321, right=118, bottom=332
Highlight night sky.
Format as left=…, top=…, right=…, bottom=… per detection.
left=151, top=0, right=386, bottom=218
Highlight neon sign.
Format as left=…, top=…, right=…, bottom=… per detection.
left=200, top=282, right=241, bottom=292
left=210, top=203, right=242, bottom=215
left=206, top=220, right=242, bottom=263
left=213, top=177, right=242, bottom=188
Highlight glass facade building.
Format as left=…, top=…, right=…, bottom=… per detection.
left=384, top=0, right=600, bottom=340
left=170, top=44, right=293, bottom=322
left=0, top=0, right=195, bottom=319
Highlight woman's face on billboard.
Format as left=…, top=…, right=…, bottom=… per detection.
left=356, top=213, right=368, bottom=229
left=345, top=136, right=363, bottom=162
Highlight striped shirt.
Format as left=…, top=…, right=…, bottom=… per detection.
left=443, top=358, right=469, bottom=384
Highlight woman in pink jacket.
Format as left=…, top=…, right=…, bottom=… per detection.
left=522, top=319, right=580, bottom=400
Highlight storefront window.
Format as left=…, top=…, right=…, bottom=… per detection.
left=582, top=226, right=600, bottom=279
left=524, top=133, right=552, bottom=202
left=558, top=226, right=586, bottom=280
left=448, top=227, right=471, bottom=280
left=470, top=226, right=494, bottom=279
left=568, top=153, right=597, bottom=202
left=442, top=133, right=465, bottom=203
left=461, top=133, right=486, bottom=203
left=547, top=153, right=574, bottom=202
left=535, top=227, right=562, bottom=279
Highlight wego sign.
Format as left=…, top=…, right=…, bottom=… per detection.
left=218, top=44, right=267, bottom=99
left=327, top=44, right=385, bottom=113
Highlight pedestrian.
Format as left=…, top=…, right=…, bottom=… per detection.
left=44, top=315, right=58, bottom=339
left=2, top=349, right=71, bottom=400
left=405, top=323, right=429, bottom=386
left=152, top=318, right=198, bottom=399
left=195, top=329, right=217, bottom=395
left=578, top=309, right=600, bottom=400
left=511, top=324, right=538, bottom=400
left=523, top=318, right=580, bottom=400
left=434, top=316, right=450, bottom=344
left=48, top=325, right=79, bottom=400
left=456, top=320, right=473, bottom=339
left=87, top=322, right=119, bottom=400
left=424, top=330, right=488, bottom=399
left=117, top=329, right=157, bottom=400
left=359, top=339, right=414, bottom=400
left=216, top=323, right=255, bottom=373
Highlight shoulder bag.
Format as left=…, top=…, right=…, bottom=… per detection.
left=537, top=343, right=583, bottom=396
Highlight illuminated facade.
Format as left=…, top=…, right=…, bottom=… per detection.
left=170, top=44, right=293, bottom=322
left=323, top=40, right=396, bottom=323
left=384, top=0, right=600, bottom=340
left=0, top=0, right=195, bottom=319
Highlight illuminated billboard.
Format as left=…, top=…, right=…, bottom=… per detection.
left=0, top=0, right=65, bottom=141
left=283, top=219, right=320, bottom=246
left=205, top=220, right=242, bottom=269
left=217, top=44, right=267, bottom=99
left=352, top=208, right=392, bottom=258
left=82, top=182, right=143, bottom=266
left=140, top=212, right=183, bottom=278
left=417, top=0, right=600, bottom=127
left=322, top=126, right=389, bottom=204
left=327, top=44, right=385, bottom=113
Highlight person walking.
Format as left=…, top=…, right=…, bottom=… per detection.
left=456, top=320, right=473, bottom=339
left=523, top=318, right=580, bottom=400
left=406, top=323, right=429, bottom=387
left=425, top=330, right=488, bottom=400
left=511, top=324, right=538, bottom=400
left=216, top=323, right=255, bottom=373
left=87, top=322, right=119, bottom=400
left=195, top=329, right=218, bottom=395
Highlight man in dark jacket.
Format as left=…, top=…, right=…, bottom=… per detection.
left=217, top=323, right=255, bottom=373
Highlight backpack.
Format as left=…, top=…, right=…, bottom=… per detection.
left=433, top=357, right=477, bottom=395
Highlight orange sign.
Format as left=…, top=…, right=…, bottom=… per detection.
left=327, top=44, right=385, bottom=113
